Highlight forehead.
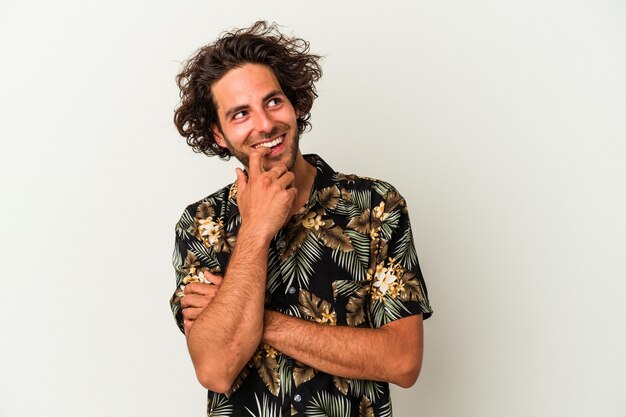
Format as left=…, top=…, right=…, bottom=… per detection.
left=211, top=63, right=283, bottom=114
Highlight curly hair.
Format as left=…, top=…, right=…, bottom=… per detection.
left=173, top=21, right=323, bottom=159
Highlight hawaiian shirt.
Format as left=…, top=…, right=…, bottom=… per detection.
left=170, top=154, right=432, bottom=417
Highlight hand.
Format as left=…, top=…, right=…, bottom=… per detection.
left=235, top=147, right=297, bottom=240
left=182, top=271, right=223, bottom=335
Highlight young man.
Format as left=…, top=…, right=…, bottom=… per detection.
left=170, top=21, right=432, bottom=416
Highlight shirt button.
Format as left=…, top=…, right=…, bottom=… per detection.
left=288, top=286, right=296, bottom=295
left=293, top=394, right=302, bottom=402
left=277, top=239, right=286, bottom=250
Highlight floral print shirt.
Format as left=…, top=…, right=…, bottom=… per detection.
left=170, top=154, right=432, bottom=417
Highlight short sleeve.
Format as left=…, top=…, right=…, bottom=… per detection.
left=368, top=183, right=433, bottom=327
left=169, top=210, right=222, bottom=334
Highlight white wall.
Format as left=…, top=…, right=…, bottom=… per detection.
left=1, top=1, right=624, bottom=416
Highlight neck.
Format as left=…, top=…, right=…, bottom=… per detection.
left=289, top=152, right=316, bottom=215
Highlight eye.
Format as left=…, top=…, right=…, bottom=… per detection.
left=233, top=110, right=247, bottom=120
left=267, top=97, right=282, bottom=107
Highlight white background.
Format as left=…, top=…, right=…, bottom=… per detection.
left=1, top=1, right=625, bottom=416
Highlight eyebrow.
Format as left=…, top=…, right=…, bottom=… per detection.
left=223, top=90, right=284, bottom=120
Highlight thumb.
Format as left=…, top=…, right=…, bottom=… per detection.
left=235, top=167, right=247, bottom=194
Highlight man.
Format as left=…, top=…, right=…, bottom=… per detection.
left=170, top=21, right=432, bottom=416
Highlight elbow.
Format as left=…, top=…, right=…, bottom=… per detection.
left=394, top=362, right=421, bottom=388
left=195, top=367, right=235, bottom=394
left=189, top=342, right=252, bottom=393
left=392, top=352, right=423, bottom=388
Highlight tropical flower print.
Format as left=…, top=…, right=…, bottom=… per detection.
left=170, top=154, right=432, bottom=417
left=301, top=210, right=325, bottom=230
left=198, top=218, right=222, bottom=246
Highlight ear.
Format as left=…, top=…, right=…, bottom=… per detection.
left=212, top=124, right=227, bottom=148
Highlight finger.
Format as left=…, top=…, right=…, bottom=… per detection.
left=184, top=319, right=193, bottom=335
left=249, top=147, right=271, bottom=175
left=275, top=171, right=296, bottom=189
left=181, top=284, right=219, bottom=305
left=180, top=293, right=212, bottom=308
left=266, top=162, right=288, bottom=180
left=235, top=168, right=247, bottom=195
left=182, top=307, right=205, bottom=321
left=185, top=281, right=219, bottom=295
left=183, top=282, right=208, bottom=295
left=203, top=271, right=223, bottom=285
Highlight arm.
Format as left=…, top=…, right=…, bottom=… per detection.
left=260, top=184, right=430, bottom=388
left=262, top=311, right=424, bottom=388
left=184, top=149, right=297, bottom=393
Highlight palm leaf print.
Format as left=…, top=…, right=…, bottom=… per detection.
left=333, top=375, right=350, bottom=395
left=298, top=289, right=335, bottom=324
left=398, top=271, right=427, bottom=304
left=331, top=230, right=370, bottom=281
left=332, top=280, right=362, bottom=298
left=254, top=347, right=280, bottom=396
left=316, top=222, right=353, bottom=252
left=358, top=396, right=374, bottom=417
left=379, top=210, right=401, bottom=241
left=348, top=189, right=372, bottom=213
left=195, top=201, right=216, bottom=220
left=279, top=232, right=323, bottom=289
left=349, top=379, right=384, bottom=403
left=225, top=212, right=241, bottom=234
left=266, top=249, right=282, bottom=294
left=208, top=392, right=234, bottom=417
left=391, top=223, right=418, bottom=270
left=317, top=185, right=341, bottom=211
left=280, top=226, right=310, bottom=260
left=277, top=354, right=293, bottom=400
left=294, top=361, right=316, bottom=387
left=188, top=239, right=220, bottom=269
left=346, top=209, right=371, bottom=235
left=371, top=181, right=391, bottom=197
left=305, top=391, right=351, bottom=417
left=382, top=189, right=404, bottom=213
left=175, top=210, right=195, bottom=239
left=245, top=393, right=280, bottom=417
left=377, top=399, right=393, bottom=417
left=227, top=364, right=251, bottom=398
left=371, top=296, right=411, bottom=327
left=172, top=243, right=184, bottom=282
left=345, top=285, right=369, bottom=326
left=333, top=280, right=370, bottom=326
left=277, top=304, right=302, bottom=319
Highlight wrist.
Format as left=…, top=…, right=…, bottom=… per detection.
left=262, top=310, right=281, bottom=345
left=237, top=223, right=273, bottom=248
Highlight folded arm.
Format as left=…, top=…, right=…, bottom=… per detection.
left=262, top=310, right=424, bottom=388
left=184, top=229, right=270, bottom=393
left=183, top=150, right=298, bottom=393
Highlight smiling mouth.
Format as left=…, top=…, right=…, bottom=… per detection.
left=252, top=135, right=285, bottom=150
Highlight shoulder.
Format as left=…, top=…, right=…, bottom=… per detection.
left=335, top=172, right=406, bottom=205
left=175, top=182, right=237, bottom=230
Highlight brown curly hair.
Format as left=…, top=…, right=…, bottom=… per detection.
left=173, top=21, right=323, bottom=159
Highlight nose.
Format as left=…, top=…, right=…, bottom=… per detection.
left=253, top=109, right=274, bottom=134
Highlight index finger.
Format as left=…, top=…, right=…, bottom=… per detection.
left=248, top=147, right=271, bottom=176
left=203, top=271, right=223, bottom=285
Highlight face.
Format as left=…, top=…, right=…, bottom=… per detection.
left=211, top=63, right=301, bottom=171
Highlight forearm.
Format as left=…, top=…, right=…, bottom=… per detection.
left=262, top=311, right=424, bottom=387
left=186, top=226, right=270, bottom=391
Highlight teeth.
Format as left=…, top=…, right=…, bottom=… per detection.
left=254, top=135, right=284, bottom=149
